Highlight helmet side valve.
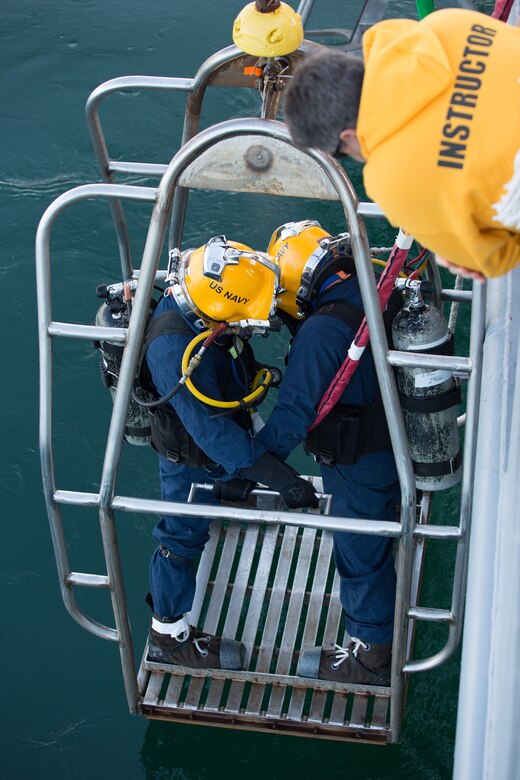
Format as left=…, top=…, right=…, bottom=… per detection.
left=166, top=248, right=182, bottom=285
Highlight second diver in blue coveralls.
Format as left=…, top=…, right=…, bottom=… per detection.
left=254, top=221, right=400, bottom=685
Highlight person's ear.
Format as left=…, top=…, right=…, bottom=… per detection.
left=339, top=127, right=358, bottom=144
left=338, top=127, right=365, bottom=163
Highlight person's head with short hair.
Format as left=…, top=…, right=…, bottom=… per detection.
left=283, top=50, right=365, bottom=161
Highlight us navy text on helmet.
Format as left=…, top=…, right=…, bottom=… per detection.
left=208, top=281, right=251, bottom=305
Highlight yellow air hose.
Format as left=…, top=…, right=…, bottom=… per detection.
left=181, top=329, right=274, bottom=409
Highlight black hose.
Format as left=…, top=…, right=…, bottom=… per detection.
left=132, top=381, right=183, bottom=409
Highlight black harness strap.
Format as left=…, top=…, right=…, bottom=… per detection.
left=137, top=309, right=193, bottom=396
left=141, top=309, right=192, bottom=348
left=312, top=288, right=403, bottom=345
left=137, top=306, right=257, bottom=467
left=413, top=449, right=462, bottom=478
left=399, top=383, right=461, bottom=414
left=312, top=299, right=364, bottom=331
left=304, top=294, right=402, bottom=464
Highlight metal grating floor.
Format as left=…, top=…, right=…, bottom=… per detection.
left=137, top=489, right=392, bottom=743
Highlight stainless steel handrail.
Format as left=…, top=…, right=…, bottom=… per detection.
left=52, top=489, right=462, bottom=543
left=85, top=75, right=194, bottom=277
left=404, top=281, right=486, bottom=674
left=83, top=41, right=323, bottom=259
left=36, top=182, right=158, bottom=711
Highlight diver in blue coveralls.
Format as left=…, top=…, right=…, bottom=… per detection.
left=251, top=221, right=399, bottom=685
left=143, top=235, right=319, bottom=671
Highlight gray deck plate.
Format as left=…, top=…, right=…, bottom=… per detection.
left=138, top=517, right=391, bottom=743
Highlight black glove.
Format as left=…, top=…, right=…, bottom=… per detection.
left=280, top=475, right=320, bottom=509
left=212, top=477, right=255, bottom=503
left=240, top=452, right=319, bottom=510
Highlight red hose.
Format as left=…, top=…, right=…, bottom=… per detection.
left=492, top=0, right=515, bottom=20
left=202, top=321, right=228, bottom=346
left=308, top=240, right=411, bottom=431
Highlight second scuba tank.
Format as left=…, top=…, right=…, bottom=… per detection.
left=94, top=282, right=153, bottom=446
left=392, top=280, right=462, bottom=491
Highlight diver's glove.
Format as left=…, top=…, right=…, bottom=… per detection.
left=212, top=477, right=255, bottom=503
left=239, top=452, right=319, bottom=510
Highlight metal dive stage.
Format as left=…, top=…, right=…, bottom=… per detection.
left=138, top=486, right=431, bottom=742
left=36, top=0, right=486, bottom=746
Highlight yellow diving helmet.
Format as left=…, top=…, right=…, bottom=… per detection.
left=267, top=220, right=353, bottom=318
left=168, top=235, right=280, bottom=332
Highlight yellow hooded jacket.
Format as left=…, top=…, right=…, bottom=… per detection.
left=358, top=9, right=520, bottom=278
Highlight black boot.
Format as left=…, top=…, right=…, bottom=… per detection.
left=298, top=637, right=391, bottom=685
left=147, top=614, right=246, bottom=671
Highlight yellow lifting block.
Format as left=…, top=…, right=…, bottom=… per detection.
left=233, top=1, right=304, bottom=57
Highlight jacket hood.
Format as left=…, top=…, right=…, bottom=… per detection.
left=358, top=18, right=452, bottom=158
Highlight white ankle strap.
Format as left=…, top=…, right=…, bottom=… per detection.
left=152, top=614, right=190, bottom=641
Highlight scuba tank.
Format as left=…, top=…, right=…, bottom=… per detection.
left=94, top=281, right=154, bottom=446
left=392, top=279, right=462, bottom=491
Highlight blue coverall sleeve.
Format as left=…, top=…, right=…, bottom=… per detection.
left=256, top=314, right=376, bottom=461
left=147, top=335, right=266, bottom=477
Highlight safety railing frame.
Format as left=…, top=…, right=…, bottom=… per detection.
left=36, top=115, right=485, bottom=742
left=85, top=39, right=325, bottom=266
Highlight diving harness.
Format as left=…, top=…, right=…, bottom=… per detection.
left=95, top=233, right=462, bottom=490
left=94, top=245, right=281, bottom=456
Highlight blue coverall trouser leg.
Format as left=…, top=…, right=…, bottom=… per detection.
left=321, top=450, right=400, bottom=645
left=149, top=455, right=215, bottom=619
